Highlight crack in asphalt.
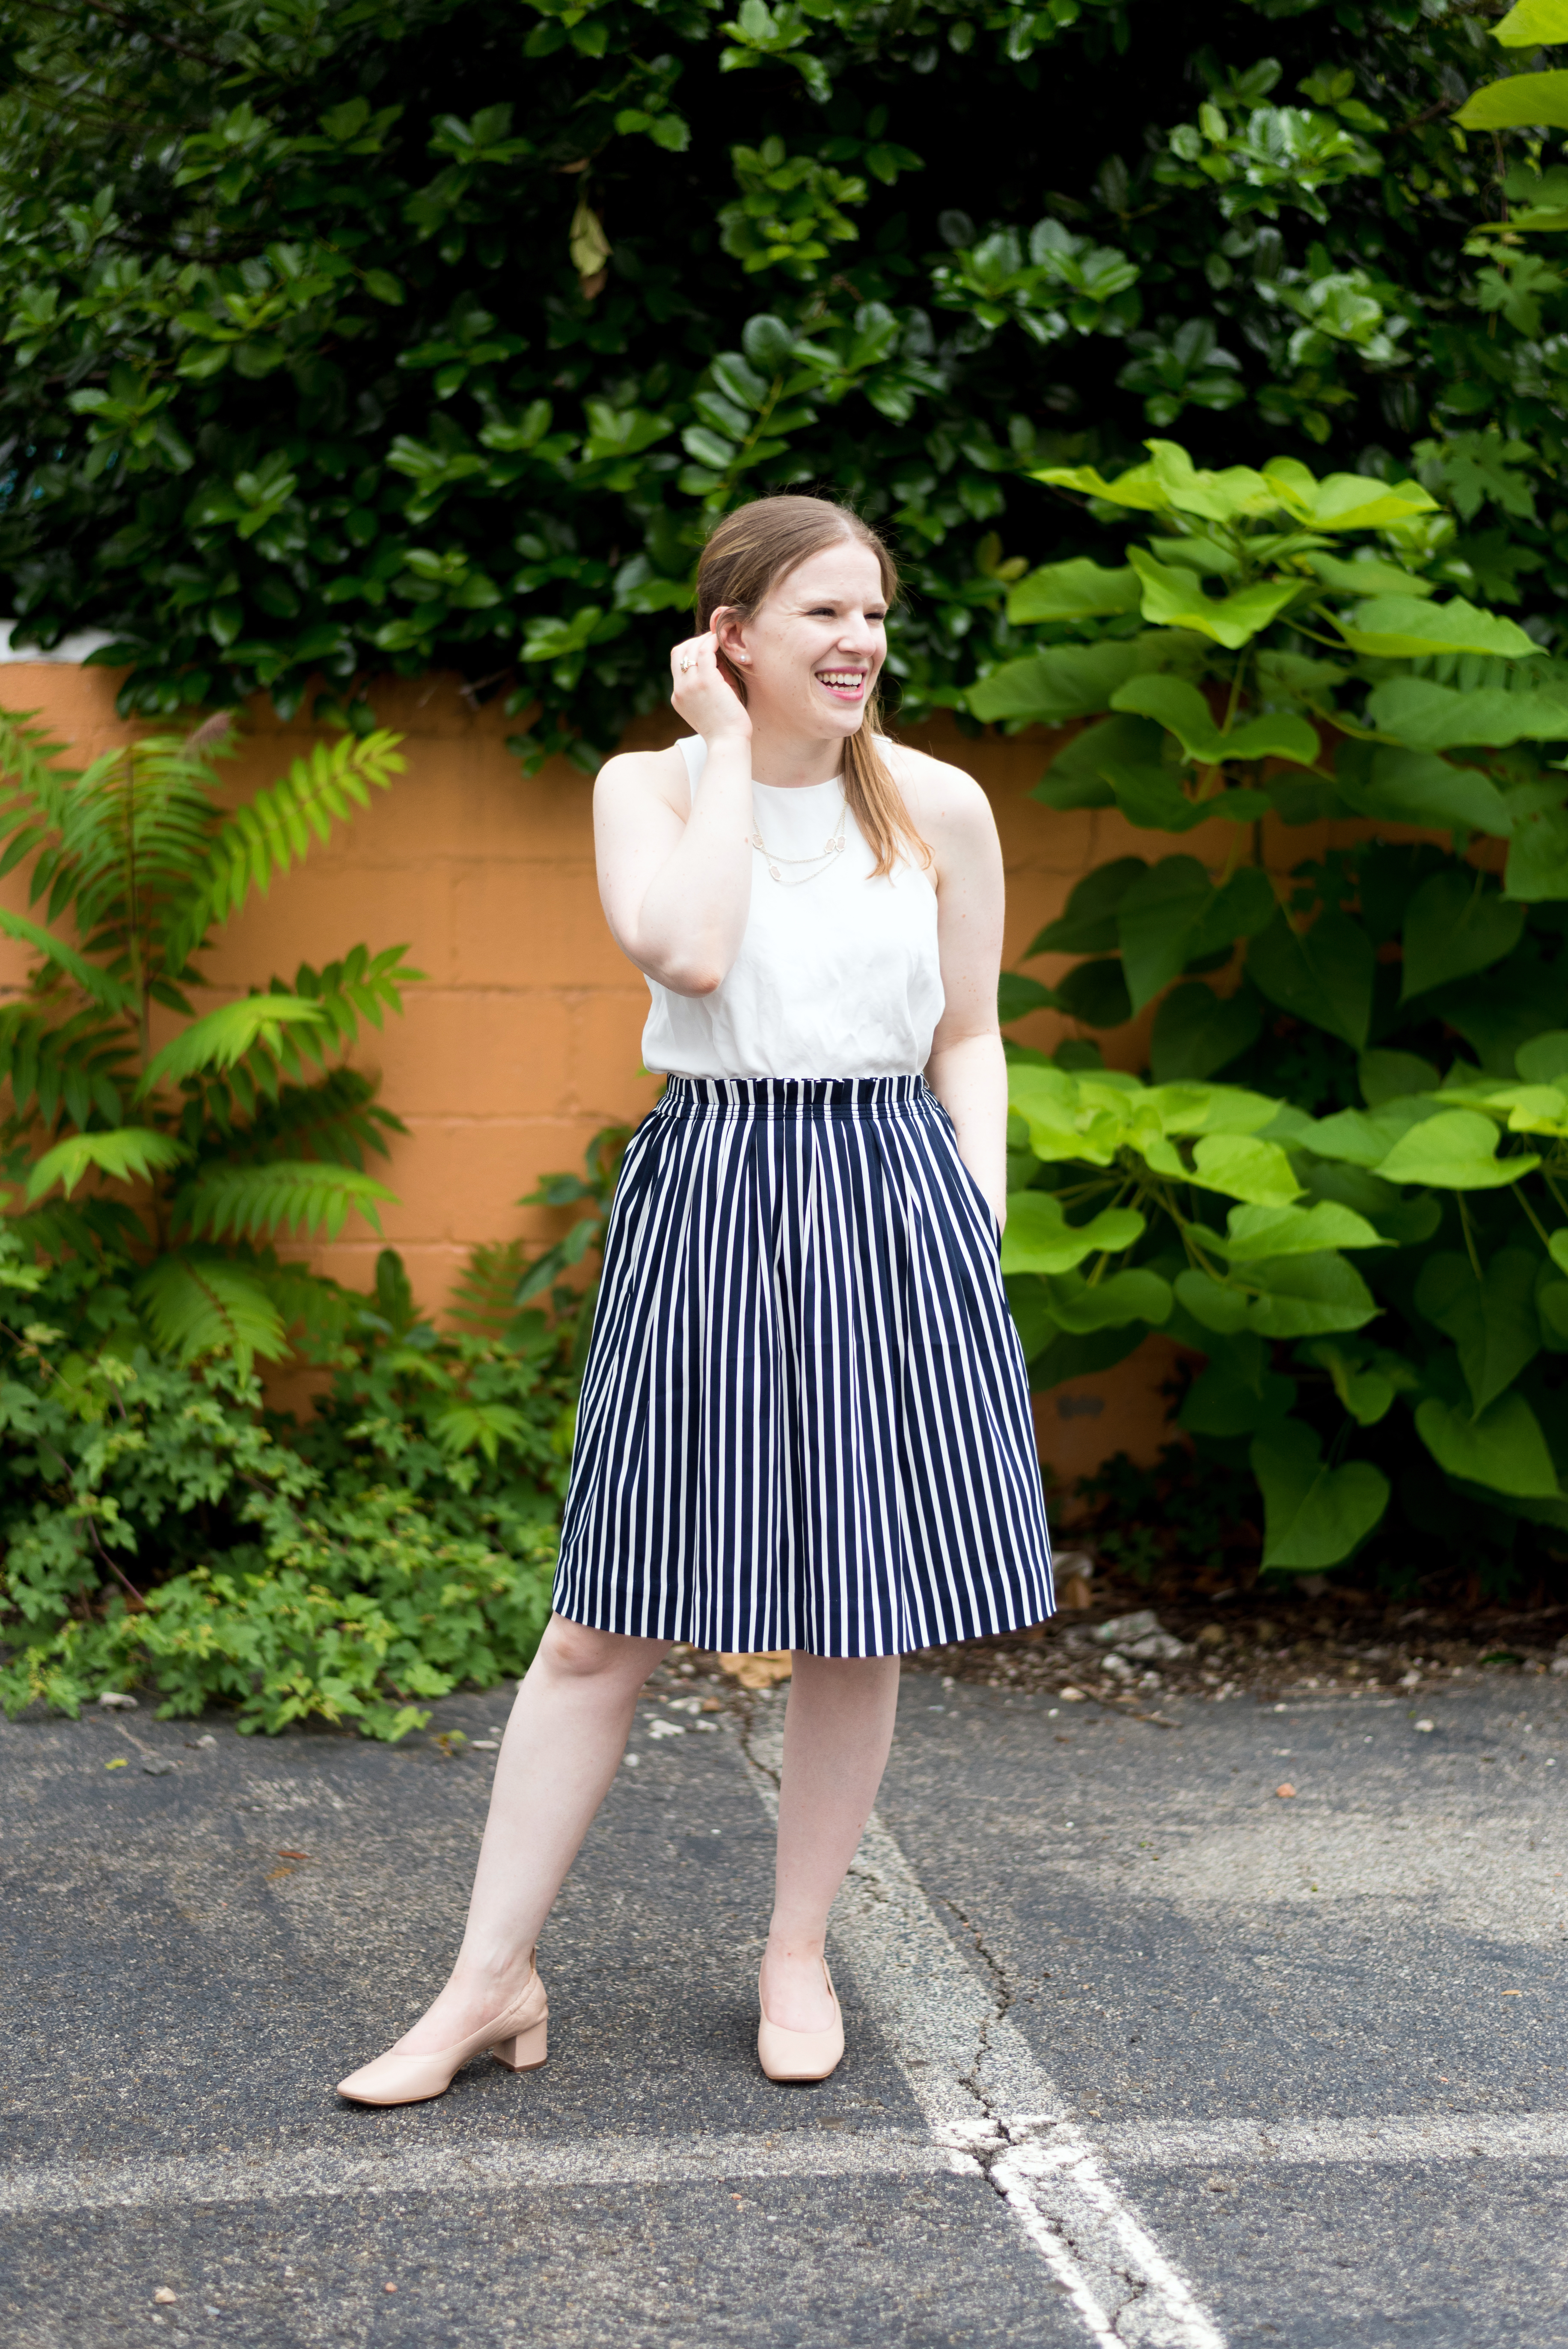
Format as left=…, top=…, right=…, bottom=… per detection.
left=735, top=1696, right=1226, bottom=2349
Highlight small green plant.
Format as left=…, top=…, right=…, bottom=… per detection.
left=0, top=1230, right=569, bottom=1736
left=0, top=703, right=413, bottom=1362
left=985, top=437, right=1568, bottom=1597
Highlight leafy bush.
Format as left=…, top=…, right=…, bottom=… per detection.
left=990, top=436, right=1568, bottom=1596
left=4, top=0, right=1568, bottom=767
left=0, top=1231, right=572, bottom=1736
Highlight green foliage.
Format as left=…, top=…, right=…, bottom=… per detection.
left=0, top=1232, right=572, bottom=1735
left=0, top=703, right=413, bottom=1366
left=992, top=434, right=1568, bottom=1595
left=6, top=0, right=1568, bottom=767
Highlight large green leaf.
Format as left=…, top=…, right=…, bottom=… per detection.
left=1055, top=957, right=1133, bottom=1028
left=140, top=995, right=329, bottom=1091
left=1494, top=0, right=1568, bottom=43
left=1504, top=802, right=1568, bottom=901
left=1177, top=1253, right=1377, bottom=1337
left=1110, top=674, right=1320, bottom=767
left=1375, top=1108, right=1538, bottom=1189
left=1128, top=547, right=1302, bottom=649
left=1117, top=857, right=1274, bottom=1011
left=1149, top=981, right=1262, bottom=1081
left=1212, top=1199, right=1386, bottom=1260
left=1180, top=1334, right=1295, bottom=1436
left=1415, top=1391, right=1562, bottom=1496
left=1099, top=763, right=1273, bottom=833
left=1246, top=907, right=1375, bottom=1048
left=999, top=1192, right=1146, bottom=1275
left=1413, top=1248, right=1541, bottom=1415
left=1304, top=552, right=1434, bottom=598
left=1040, top=1267, right=1173, bottom=1330
left=1250, top=1421, right=1390, bottom=1570
left=1185, top=1132, right=1304, bottom=1207
left=1334, top=595, right=1541, bottom=662
left=1261, top=460, right=1439, bottom=532
left=972, top=642, right=1146, bottom=726
left=1030, top=715, right=1161, bottom=811
left=1366, top=677, right=1568, bottom=751
left=1400, top=871, right=1525, bottom=999
left=998, top=972, right=1059, bottom=1026
left=1334, top=749, right=1514, bottom=839
left=1456, top=68, right=1568, bottom=129
left=1036, top=441, right=1276, bottom=521
left=1006, top=559, right=1142, bottom=623
left=24, top=1125, right=186, bottom=1202
left=1025, top=859, right=1147, bottom=957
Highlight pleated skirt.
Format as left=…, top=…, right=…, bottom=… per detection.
left=553, top=1075, right=1054, bottom=1656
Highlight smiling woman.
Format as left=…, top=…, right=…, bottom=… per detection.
left=333, top=492, right=1053, bottom=2114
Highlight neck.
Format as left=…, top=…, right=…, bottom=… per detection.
left=746, top=714, right=855, bottom=790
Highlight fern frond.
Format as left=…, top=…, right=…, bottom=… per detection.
left=166, top=731, right=405, bottom=969
left=0, top=707, right=83, bottom=890
left=174, top=1158, right=396, bottom=1241
left=140, top=994, right=328, bottom=1092
left=48, top=736, right=221, bottom=950
left=427, top=1401, right=529, bottom=1463
left=0, top=907, right=134, bottom=1013
left=24, top=1125, right=187, bottom=1202
left=230, top=1066, right=404, bottom=1170
left=448, top=1239, right=530, bottom=1337
left=0, top=1003, right=133, bottom=1130
left=135, top=1251, right=289, bottom=1369
left=265, top=946, right=426, bottom=1079
left=255, top=1257, right=359, bottom=1356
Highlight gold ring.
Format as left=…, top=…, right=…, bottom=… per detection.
left=679, top=655, right=693, bottom=672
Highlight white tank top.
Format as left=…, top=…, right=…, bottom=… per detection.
left=639, top=736, right=945, bottom=1081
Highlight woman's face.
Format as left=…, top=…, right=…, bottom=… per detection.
left=715, top=542, right=888, bottom=743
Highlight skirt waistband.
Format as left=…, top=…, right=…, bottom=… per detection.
left=658, top=1074, right=928, bottom=1119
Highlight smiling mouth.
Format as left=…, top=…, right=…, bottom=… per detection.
left=816, top=669, right=868, bottom=698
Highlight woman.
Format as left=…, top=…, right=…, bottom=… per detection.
left=337, top=494, right=1052, bottom=2104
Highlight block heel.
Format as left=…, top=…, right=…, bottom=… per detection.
left=490, top=2016, right=547, bottom=2071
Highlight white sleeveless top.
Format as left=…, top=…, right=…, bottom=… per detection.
left=639, top=736, right=944, bottom=1081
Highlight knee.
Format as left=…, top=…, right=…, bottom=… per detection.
left=536, top=1615, right=668, bottom=1690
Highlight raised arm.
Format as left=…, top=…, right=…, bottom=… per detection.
left=910, top=756, right=1009, bottom=1231
left=594, top=630, right=755, bottom=997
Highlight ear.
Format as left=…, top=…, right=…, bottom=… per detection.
left=710, top=606, right=751, bottom=667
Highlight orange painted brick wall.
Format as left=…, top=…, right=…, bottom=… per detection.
left=0, top=660, right=1372, bottom=1492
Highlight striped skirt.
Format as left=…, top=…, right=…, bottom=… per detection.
left=553, top=1076, right=1053, bottom=1656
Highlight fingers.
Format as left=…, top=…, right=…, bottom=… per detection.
left=670, top=630, right=717, bottom=678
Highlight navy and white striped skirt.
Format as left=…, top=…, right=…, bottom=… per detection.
left=553, top=1075, right=1053, bottom=1656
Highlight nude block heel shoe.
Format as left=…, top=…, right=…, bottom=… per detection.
left=336, top=1967, right=548, bottom=2107
left=757, top=1957, right=844, bottom=2084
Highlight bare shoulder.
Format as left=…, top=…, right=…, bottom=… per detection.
left=595, top=741, right=692, bottom=822
left=883, top=740, right=995, bottom=844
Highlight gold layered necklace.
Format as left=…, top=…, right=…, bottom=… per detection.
left=748, top=790, right=847, bottom=888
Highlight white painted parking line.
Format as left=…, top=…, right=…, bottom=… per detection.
left=739, top=1711, right=1228, bottom=2349
left=0, top=2131, right=948, bottom=2221
left=1096, top=2113, right=1568, bottom=2171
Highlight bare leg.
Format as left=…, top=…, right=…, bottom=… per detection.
left=394, top=1616, right=668, bottom=2055
left=760, top=1653, right=902, bottom=2033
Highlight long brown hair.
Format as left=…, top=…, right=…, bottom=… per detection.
left=695, top=495, right=929, bottom=879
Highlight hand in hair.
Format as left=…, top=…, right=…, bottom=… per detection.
left=669, top=627, right=751, bottom=745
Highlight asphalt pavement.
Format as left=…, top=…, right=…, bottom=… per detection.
left=1, top=1660, right=1564, bottom=2348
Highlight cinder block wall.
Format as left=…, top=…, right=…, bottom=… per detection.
left=0, top=660, right=1362, bottom=1494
